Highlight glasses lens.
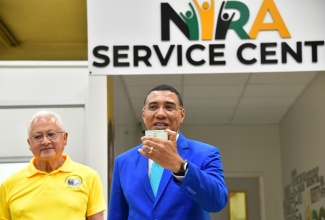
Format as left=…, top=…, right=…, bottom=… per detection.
left=147, top=104, right=159, bottom=111
left=47, top=131, right=58, bottom=140
left=31, top=131, right=61, bottom=142
left=146, top=104, right=180, bottom=112
left=33, top=134, right=44, bottom=142
left=164, top=104, right=177, bottom=111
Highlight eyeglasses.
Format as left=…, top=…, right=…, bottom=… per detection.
left=144, top=104, right=183, bottom=113
left=29, top=131, right=65, bottom=143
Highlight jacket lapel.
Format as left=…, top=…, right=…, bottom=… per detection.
left=137, top=150, right=155, bottom=202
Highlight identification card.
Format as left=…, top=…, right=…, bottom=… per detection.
left=145, top=130, right=168, bottom=140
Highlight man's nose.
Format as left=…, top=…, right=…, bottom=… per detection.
left=41, top=135, right=51, bottom=144
left=156, top=106, right=167, bottom=115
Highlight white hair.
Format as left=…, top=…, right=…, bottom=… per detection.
left=27, top=110, right=64, bottom=136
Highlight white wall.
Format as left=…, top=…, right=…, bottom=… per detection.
left=0, top=62, right=89, bottom=164
left=181, top=124, right=283, bottom=220
left=88, top=75, right=108, bottom=207
left=113, top=75, right=143, bottom=157
left=280, top=72, right=325, bottom=218
left=280, top=72, right=325, bottom=173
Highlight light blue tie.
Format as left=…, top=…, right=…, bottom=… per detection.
left=150, top=161, right=164, bottom=197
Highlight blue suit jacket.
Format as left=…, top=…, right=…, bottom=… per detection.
left=108, top=132, right=228, bottom=220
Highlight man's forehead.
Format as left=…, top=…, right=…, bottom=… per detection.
left=30, top=116, right=60, bottom=131
left=32, top=116, right=56, bottom=124
left=146, top=91, right=178, bottom=103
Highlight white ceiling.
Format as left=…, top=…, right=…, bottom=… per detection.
left=0, top=1, right=322, bottom=126
left=117, top=72, right=318, bottom=126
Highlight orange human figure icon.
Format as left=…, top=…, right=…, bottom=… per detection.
left=193, top=0, right=215, bottom=40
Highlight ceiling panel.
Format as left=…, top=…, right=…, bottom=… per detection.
left=183, top=85, right=245, bottom=98
left=183, top=73, right=250, bottom=85
left=122, top=75, right=183, bottom=86
left=243, top=85, right=307, bottom=97
left=249, top=72, right=317, bottom=84
left=183, top=98, right=239, bottom=109
left=238, top=97, right=296, bottom=108
left=121, top=72, right=319, bottom=126
left=235, top=107, right=289, bottom=118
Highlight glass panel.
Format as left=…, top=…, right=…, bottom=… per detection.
left=229, top=190, right=248, bottom=220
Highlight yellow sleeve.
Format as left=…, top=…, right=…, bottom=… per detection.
left=0, top=183, right=11, bottom=220
left=86, top=172, right=107, bottom=217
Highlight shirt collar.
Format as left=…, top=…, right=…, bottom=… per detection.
left=25, top=154, right=73, bottom=177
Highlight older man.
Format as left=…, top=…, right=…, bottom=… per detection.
left=0, top=111, right=106, bottom=220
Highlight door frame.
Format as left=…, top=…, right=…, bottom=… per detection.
left=225, top=172, right=266, bottom=220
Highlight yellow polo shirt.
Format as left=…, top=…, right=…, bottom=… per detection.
left=0, top=155, right=106, bottom=220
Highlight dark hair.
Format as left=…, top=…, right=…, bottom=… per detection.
left=144, top=84, right=183, bottom=107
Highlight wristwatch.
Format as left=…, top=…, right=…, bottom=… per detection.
left=173, top=160, right=188, bottom=176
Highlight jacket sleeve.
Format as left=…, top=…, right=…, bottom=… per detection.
left=176, top=147, right=228, bottom=212
left=107, top=157, right=129, bottom=220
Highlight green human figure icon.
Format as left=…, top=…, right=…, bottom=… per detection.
left=180, top=3, right=199, bottom=40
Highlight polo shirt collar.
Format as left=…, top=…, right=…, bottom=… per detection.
left=25, top=154, right=73, bottom=177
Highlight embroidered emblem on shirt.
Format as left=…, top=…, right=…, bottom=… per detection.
left=65, top=175, right=83, bottom=189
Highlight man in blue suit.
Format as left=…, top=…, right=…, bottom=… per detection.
left=108, top=84, right=227, bottom=219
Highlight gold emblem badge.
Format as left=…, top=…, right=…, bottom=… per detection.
left=65, top=175, right=83, bottom=189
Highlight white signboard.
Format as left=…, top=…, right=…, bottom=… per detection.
left=87, top=0, right=325, bottom=75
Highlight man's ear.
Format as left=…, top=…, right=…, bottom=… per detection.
left=141, top=108, right=145, bottom=120
left=27, top=139, right=31, bottom=151
left=63, top=132, right=68, bottom=142
left=180, top=108, right=185, bottom=123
